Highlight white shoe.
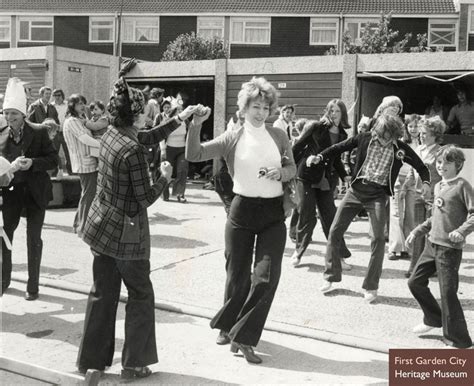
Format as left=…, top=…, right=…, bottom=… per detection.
left=364, top=290, right=377, bottom=303
left=320, top=281, right=333, bottom=293
left=290, top=252, right=301, bottom=267
left=413, top=323, right=437, bottom=334
left=341, top=258, right=352, bottom=271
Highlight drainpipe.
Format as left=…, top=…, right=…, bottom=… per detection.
left=338, top=13, right=344, bottom=55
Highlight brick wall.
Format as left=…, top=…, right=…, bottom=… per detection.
left=55, top=16, right=113, bottom=55
left=230, top=17, right=331, bottom=59
left=121, top=16, right=197, bottom=61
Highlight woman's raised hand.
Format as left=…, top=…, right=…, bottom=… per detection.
left=262, top=166, right=281, bottom=181
left=178, top=105, right=198, bottom=121
left=192, top=105, right=212, bottom=125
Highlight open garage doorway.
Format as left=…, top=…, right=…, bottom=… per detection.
left=129, top=77, right=215, bottom=140
left=357, top=72, right=474, bottom=132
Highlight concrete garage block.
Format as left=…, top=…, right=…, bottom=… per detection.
left=48, top=176, right=81, bottom=209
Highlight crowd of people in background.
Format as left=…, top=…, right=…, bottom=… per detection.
left=0, top=73, right=473, bottom=379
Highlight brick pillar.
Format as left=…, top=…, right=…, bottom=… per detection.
left=341, top=54, right=358, bottom=134
left=213, top=58, right=227, bottom=173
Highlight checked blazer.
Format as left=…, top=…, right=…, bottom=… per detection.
left=82, top=118, right=180, bottom=260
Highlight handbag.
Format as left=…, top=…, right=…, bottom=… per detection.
left=282, top=178, right=299, bottom=217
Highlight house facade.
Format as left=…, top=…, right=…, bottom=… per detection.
left=0, top=0, right=472, bottom=62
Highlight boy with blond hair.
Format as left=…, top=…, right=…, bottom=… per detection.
left=407, top=145, right=473, bottom=348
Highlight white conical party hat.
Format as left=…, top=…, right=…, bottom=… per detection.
left=3, top=77, right=27, bottom=115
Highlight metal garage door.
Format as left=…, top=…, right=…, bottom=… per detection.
left=0, top=60, right=46, bottom=98
left=226, top=73, right=343, bottom=123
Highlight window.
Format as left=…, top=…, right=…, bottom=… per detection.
left=18, top=17, right=53, bottom=42
left=0, top=17, right=10, bottom=42
left=122, top=17, right=159, bottom=43
left=429, top=19, right=457, bottom=47
left=231, top=17, right=270, bottom=44
left=310, top=18, right=338, bottom=45
left=89, top=17, right=114, bottom=43
left=344, top=18, right=378, bottom=45
left=470, top=7, right=474, bottom=33
left=197, top=17, right=224, bottom=39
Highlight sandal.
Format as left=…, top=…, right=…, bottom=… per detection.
left=121, top=366, right=152, bottom=379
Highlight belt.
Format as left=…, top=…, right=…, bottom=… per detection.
left=356, top=178, right=385, bottom=188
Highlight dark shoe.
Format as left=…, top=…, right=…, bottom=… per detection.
left=25, top=292, right=39, bottom=301
left=404, top=271, right=412, bottom=279
left=77, top=366, right=104, bottom=376
left=216, top=330, right=230, bottom=345
left=230, top=342, right=262, bottom=364
left=177, top=195, right=187, bottom=203
left=400, top=252, right=410, bottom=260
left=121, top=366, right=152, bottom=379
left=387, top=252, right=398, bottom=261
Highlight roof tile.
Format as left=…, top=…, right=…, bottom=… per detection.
left=0, top=0, right=457, bottom=15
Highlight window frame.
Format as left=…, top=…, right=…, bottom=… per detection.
left=468, top=6, right=474, bottom=34
left=121, top=16, right=160, bottom=44
left=230, top=17, right=271, bottom=45
left=0, top=16, right=11, bottom=43
left=428, top=19, right=457, bottom=48
left=197, top=16, right=225, bottom=39
left=309, top=17, right=338, bottom=46
left=344, top=18, right=379, bottom=45
left=18, top=16, right=54, bottom=43
left=89, top=16, right=115, bottom=43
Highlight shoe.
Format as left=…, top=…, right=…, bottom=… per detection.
left=25, top=292, right=39, bottom=301
left=290, top=251, right=301, bottom=267
left=404, top=271, right=412, bottom=278
left=77, top=367, right=104, bottom=376
left=319, top=280, right=333, bottom=293
left=121, top=366, right=152, bottom=379
left=216, top=330, right=230, bottom=345
left=387, top=252, right=398, bottom=260
left=400, top=252, right=410, bottom=260
left=364, top=290, right=377, bottom=303
left=177, top=195, right=187, bottom=203
left=341, top=258, right=352, bottom=271
left=413, top=323, right=438, bottom=334
left=230, top=342, right=262, bottom=364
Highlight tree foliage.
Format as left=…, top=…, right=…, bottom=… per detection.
left=161, top=32, right=229, bottom=61
left=326, top=12, right=414, bottom=55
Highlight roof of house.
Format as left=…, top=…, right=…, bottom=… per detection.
left=0, top=0, right=457, bottom=15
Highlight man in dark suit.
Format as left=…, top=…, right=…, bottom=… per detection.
left=27, top=86, right=59, bottom=125
left=1, top=78, right=58, bottom=300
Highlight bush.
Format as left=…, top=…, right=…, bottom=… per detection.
left=162, top=32, right=229, bottom=61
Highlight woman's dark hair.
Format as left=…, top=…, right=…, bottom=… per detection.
left=402, top=114, right=420, bottom=144
left=66, top=94, right=85, bottom=118
left=109, top=93, right=135, bottom=127
left=90, top=100, right=105, bottom=112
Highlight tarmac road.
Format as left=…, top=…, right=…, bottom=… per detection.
left=3, top=183, right=473, bottom=353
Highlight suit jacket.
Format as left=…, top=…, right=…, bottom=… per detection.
left=27, top=99, right=60, bottom=125
left=292, top=120, right=348, bottom=184
left=82, top=118, right=180, bottom=260
left=1, top=122, right=58, bottom=209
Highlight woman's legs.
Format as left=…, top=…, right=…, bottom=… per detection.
left=75, top=172, right=98, bottom=236
left=167, top=146, right=188, bottom=198
left=294, top=181, right=317, bottom=260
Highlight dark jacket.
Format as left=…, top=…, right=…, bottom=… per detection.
left=27, top=99, right=60, bottom=125
left=319, top=132, right=430, bottom=196
left=292, top=120, right=347, bottom=184
left=82, top=118, right=180, bottom=260
left=1, top=122, right=58, bottom=208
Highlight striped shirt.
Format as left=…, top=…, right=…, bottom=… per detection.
left=358, top=135, right=394, bottom=186
left=63, top=116, right=99, bottom=174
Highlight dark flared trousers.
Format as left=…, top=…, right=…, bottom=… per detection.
left=408, top=242, right=472, bottom=349
left=163, top=145, right=188, bottom=199
left=324, top=181, right=387, bottom=290
left=77, top=252, right=157, bottom=370
left=294, top=179, right=351, bottom=260
left=1, top=184, right=45, bottom=294
left=211, top=195, right=286, bottom=347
